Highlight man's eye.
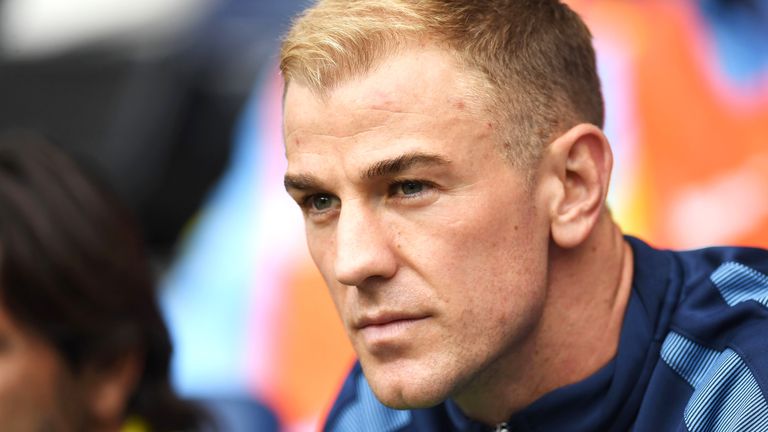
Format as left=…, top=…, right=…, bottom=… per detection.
left=308, top=194, right=337, bottom=211
left=391, top=180, right=428, bottom=197
left=400, top=181, right=424, bottom=195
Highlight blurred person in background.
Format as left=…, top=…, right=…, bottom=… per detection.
left=0, top=133, right=204, bottom=431
left=0, top=1, right=292, bottom=427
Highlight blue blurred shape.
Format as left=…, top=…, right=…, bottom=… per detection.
left=698, top=0, right=768, bottom=86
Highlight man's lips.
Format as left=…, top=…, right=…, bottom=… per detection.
left=354, top=312, right=430, bottom=330
left=354, top=313, right=431, bottom=348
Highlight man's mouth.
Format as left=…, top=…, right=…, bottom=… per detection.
left=354, top=313, right=430, bottom=347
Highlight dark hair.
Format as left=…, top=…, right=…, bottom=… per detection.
left=0, top=133, right=203, bottom=430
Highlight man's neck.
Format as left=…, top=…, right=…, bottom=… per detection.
left=452, top=213, right=634, bottom=425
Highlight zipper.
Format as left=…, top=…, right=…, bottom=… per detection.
left=494, top=422, right=510, bottom=432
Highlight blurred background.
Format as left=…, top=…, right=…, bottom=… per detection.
left=0, top=0, right=766, bottom=430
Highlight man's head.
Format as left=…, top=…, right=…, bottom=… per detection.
left=0, top=134, right=201, bottom=431
left=281, top=0, right=604, bottom=168
left=282, top=0, right=614, bottom=420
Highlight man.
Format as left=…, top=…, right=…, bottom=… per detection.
left=280, top=1, right=768, bottom=430
left=0, top=135, right=203, bottom=431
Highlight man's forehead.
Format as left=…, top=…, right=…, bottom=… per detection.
left=283, top=82, right=414, bottom=137
left=284, top=46, right=476, bottom=126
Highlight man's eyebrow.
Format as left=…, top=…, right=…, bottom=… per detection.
left=362, top=152, right=451, bottom=180
left=284, top=152, right=452, bottom=192
left=284, top=173, right=321, bottom=192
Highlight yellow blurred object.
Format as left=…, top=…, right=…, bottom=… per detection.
left=121, top=417, right=149, bottom=432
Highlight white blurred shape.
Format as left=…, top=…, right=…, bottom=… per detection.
left=668, top=154, right=768, bottom=247
left=0, top=0, right=217, bottom=58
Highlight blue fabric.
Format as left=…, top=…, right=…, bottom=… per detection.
left=323, top=237, right=768, bottom=431
left=661, top=331, right=722, bottom=389
left=661, top=330, right=768, bottom=431
left=711, top=262, right=768, bottom=308
left=684, top=349, right=768, bottom=431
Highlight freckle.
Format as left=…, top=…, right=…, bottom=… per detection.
left=486, top=122, right=493, bottom=129
left=454, top=100, right=465, bottom=110
left=514, top=225, right=519, bottom=231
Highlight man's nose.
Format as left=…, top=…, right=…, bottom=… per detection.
left=334, top=205, right=397, bottom=287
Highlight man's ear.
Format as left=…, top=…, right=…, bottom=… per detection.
left=83, top=350, right=143, bottom=429
left=545, top=123, right=613, bottom=249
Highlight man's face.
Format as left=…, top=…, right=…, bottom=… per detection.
left=284, top=46, right=553, bottom=408
left=0, top=301, right=86, bottom=431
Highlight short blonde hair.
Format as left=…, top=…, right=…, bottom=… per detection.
left=280, top=0, right=604, bottom=168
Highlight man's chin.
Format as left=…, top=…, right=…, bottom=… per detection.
left=364, top=368, right=454, bottom=410
left=373, top=389, right=446, bottom=410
